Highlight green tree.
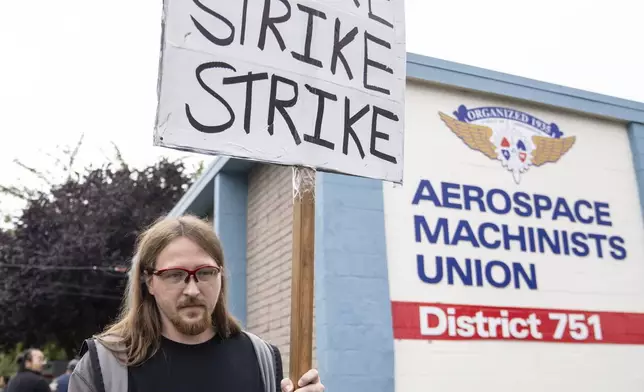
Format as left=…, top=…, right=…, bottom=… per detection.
left=0, top=137, right=197, bottom=357
left=0, top=343, right=23, bottom=378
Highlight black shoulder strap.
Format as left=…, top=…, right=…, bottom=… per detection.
left=269, top=344, right=283, bottom=392
left=83, top=339, right=107, bottom=392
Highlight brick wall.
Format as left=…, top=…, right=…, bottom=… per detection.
left=245, top=164, right=317, bottom=378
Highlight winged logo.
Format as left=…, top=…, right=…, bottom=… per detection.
left=438, top=105, right=576, bottom=184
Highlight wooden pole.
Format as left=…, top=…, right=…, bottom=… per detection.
left=289, top=166, right=316, bottom=388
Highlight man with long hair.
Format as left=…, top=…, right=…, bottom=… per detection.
left=69, top=215, right=323, bottom=392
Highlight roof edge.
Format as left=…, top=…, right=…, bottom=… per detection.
left=167, top=156, right=230, bottom=217
left=407, top=52, right=644, bottom=123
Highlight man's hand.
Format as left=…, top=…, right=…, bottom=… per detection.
left=281, top=369, right=324, bottom=392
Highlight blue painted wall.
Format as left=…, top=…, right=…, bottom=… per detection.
left=314, top=172, right=395, bottom=392
left=214, top=172, right=249, bottom=327
left=628, top=123, right=644, bottom=220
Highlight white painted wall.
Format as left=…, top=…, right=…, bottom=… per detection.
left=383, top=80, right=644, bottom=391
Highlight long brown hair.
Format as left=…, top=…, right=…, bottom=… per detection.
left=96, top=215, right=241, bottom=366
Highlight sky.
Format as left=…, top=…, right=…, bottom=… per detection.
left=0, top=0, right=642, bottom=215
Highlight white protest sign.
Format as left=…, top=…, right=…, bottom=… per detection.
left=154, top=0, right=406, bottom=183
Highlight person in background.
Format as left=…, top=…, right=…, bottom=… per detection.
left=0, top=375, right=7, bottom=392
left=49, top=360, right=78, bottom=392
left=5, top=348, right=50, bottom=392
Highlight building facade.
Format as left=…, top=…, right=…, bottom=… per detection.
left=168, top=53, right=644, bottom=392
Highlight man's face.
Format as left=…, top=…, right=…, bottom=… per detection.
left=26, top=350, right=45, bottom=372
left=148, top=237, right=222, bottom=337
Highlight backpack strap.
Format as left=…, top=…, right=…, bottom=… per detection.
left=81, top=339, right=107, bottom=392
left=78, top=338, right=127, bottom=392
left=245, top=331, right=282, bottom=392
left=270, top=343, right=284, bottom=391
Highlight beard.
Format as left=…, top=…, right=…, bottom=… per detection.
left=170, top=297, right=213, bottom=336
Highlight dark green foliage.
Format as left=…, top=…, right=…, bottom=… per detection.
left=0, top=159, right=193, bottom=357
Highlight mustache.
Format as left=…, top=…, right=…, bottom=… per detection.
left=177, top=298, right=207, bottom=309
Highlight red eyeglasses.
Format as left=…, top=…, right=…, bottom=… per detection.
left=151, top=265, right=222, bottom=285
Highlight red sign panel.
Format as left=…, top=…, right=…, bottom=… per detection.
left=392, top=301, right=644, bottom=345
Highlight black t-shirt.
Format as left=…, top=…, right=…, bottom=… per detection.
left=128, top=332, right=265, bottom=392
left=5, top=370, right=50, bottom=392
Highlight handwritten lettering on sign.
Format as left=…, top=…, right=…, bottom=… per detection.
left=154, top=0, right=406, bottom=183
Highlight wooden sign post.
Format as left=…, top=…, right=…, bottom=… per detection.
left=289, top=166, right=316, bottom=383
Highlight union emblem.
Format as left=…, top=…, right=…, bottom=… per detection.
left=439, top=105, right=576, bottom=184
